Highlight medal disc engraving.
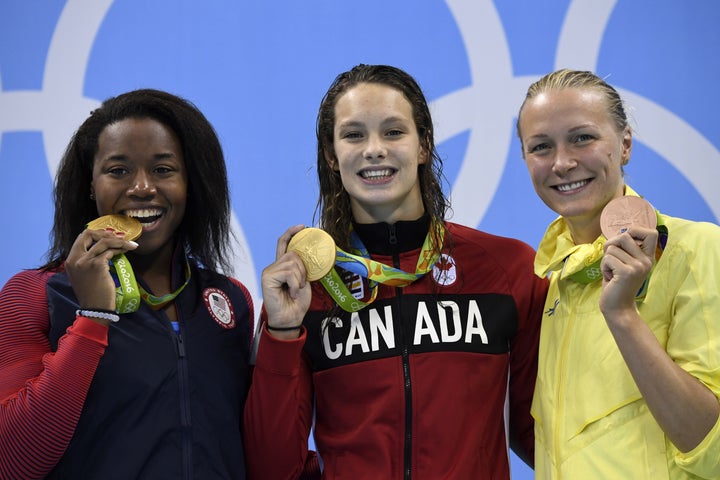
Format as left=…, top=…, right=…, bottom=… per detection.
left=600, top=196, right=657, bottom=239
left=287, top=227, right=336, bottom=281
left=86, top=214, right=143, bottom=241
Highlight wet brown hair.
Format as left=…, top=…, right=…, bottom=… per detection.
left=314, top=64, right=449, bottom=253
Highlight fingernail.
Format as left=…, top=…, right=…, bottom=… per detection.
left=128, top=241, right=139, bottom=248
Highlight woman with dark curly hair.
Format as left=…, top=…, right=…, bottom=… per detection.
left=0, top=89, right=253, bottom=479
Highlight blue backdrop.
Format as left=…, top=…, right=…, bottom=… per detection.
left=1, top=1, right=718, bottom=477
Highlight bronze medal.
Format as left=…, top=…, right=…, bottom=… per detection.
left=600, top=196, right=657, bottom=239
left=287, top=227, right=336, bottom=281
left=86, top=214, right=143, bottom=241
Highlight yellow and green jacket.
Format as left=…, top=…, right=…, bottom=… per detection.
left=532, top=188, right=720, bottom=479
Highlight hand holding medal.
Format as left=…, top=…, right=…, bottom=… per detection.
left=85, top=214, right=144, bottom=314
left=600, top=195, right=660, bottom=260
left=85, top=214, right=192, bottom=314
left=284, top=224, right=444, bottom=313
left=262, top=227, right=337, bottom=335
left=64, top=214, right=142, bottom=316
left=599, top=196, right=660, bottom=305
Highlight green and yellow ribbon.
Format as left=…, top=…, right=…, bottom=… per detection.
left=320, top=223, right=444, bottom=312
left=110, top=253, right=191, bottom=313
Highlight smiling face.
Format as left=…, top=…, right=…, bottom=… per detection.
left=328, top=82, right=427, bottom=224
left=518, top=87, right=632, bottom=244
left=91, top=117, right=188, bottom=258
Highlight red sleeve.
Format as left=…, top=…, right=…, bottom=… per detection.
left=243, top=318, right=315, bottom=480
left=229, top=276, right=256, bottom=348
left=0, top=270, right=108, bottom=479
left=507, top=247, right=548, bottom=466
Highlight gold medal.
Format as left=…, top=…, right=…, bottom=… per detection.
left=86, top=214, right=143, bottom=241
left=287, top=227, right=336, bottom=281
left=600, top=196, right=657, bottom=239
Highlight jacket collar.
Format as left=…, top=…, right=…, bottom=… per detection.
left=352, top=213, right=430, bottom=255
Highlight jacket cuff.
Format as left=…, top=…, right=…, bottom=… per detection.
left=255, top=325, right=307, bottom=376
left=675, top=409, right=720, bottom=476
left=69, top=315, right=110, bottom=346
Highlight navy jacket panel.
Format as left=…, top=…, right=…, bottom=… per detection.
left=45, top=262, right=251, bottom=480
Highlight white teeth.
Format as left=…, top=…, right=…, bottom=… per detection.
left=123, top=209, right=164, bottom=226
left=124, top=208, right=163, bottom=219
left=361, top=169, right=394, bottom=179
left=556, top=180, right=588, bottom=192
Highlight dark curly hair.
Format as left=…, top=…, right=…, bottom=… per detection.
left=43, top=88, right=233, bottom=273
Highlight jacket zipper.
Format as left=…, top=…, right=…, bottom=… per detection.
left=402, top=334, right=412, bottom=480
left=387, top=227, right=412, bottom=480
left=171, top=319, right=194, bottom=480
left=553, top=282, right=575, bottom=480
left=388, top=223, right=398, bottom=246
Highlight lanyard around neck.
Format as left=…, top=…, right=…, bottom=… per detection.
left=319, top=222, right=444, bottom=312
left=111, top=252, right=192, bottom=313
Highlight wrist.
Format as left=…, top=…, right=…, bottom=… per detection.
left=76, top=308, right=120, bottom=323
left=266, top=324, right=302, bottom=332
left=602, top=306, right=643, bottom=334
left=265, top=322, right=302, bottom=339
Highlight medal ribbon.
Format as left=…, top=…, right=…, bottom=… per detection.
left=634, top=220, right=668, bottom=300
left=112, top=254, right=142, bottom=313
left=320, top=223, right=444, bottom=312
left=111, top=253, right=191, bottom=313
left=566, top=239, right=605, bottom=285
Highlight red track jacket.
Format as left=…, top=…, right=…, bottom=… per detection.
left=244, top=219, right=547, bottom=479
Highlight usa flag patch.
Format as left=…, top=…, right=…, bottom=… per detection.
left=203, top=288, right=236, bottom=329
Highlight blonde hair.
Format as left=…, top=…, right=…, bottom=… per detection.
left=516, top=69, right=629, bottom=141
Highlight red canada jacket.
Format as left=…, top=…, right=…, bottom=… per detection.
left=243, top=218, right=547, bottom=480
